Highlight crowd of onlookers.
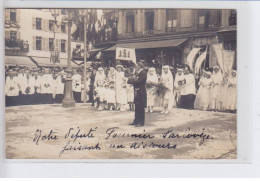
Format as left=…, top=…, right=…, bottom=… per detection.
left=5, top=62, right=237, bottom=114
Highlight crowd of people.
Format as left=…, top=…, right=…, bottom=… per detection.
left=5, top=63, right=237, bottom=114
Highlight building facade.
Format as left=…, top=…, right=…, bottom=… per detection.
left=101, top=9, right=237, bottom=69
left=5, top=9, right=84, bottom=67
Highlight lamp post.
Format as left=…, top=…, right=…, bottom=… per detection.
left=79, top=9, right=88, bottom=103
left=50, top=9, right=60, bottom=65
left=62, top=9, right=75, bottom=107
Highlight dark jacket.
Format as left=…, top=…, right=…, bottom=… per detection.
left=127, top=69, right=147, bottom=108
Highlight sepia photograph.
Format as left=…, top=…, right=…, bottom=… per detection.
left=4, top=8, right=237, bottom=159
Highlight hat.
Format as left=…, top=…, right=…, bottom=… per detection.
left=148, top=67, right=155, bottom=72
left=137, top=62, right=145, bottom=68
left=116, top=65, right=124, bottom=70
left=98, top=67, right=103, bottom=71
left=213, top=65, right=220, bottom=70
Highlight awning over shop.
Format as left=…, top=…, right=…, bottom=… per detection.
left=59, top=58, right=79, bottom=67
left=32, top=57, right=78, bottom=67
left=105, top=38, right=187, bottom=51
left=5, top=56, right=37, bottom=67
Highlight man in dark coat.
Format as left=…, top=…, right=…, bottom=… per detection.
left=127, top=62, right=147, bottom=127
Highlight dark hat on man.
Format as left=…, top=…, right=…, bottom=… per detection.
left=136, top=62, right=145, bottom=68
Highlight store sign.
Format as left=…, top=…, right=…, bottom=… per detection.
left=116, top=47, right=136, bottom=64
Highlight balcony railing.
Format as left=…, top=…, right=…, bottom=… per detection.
left=5, top=38, right=29, bottom=52
left=118, top=30, right=154, bottom=39
left=72, top=48, right=84, bottom=60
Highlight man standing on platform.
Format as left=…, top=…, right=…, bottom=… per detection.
left=127, top=62, right=147, bottom=127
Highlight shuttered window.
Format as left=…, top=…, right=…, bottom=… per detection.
left=10, top=31, right=17, bottom=40
left=10, top=9, right=17, bottom=22
left=198, top=10, right=210, bottom=27
left=61, top=23, right=66, bottom=33
left=36, top=18, right=42, bottom=30
left=49, top=38, right=54, bottom=51
left=166, top=9, right=177, bottom=31
left=49, top=20, right=55, bottom=32
left=36, top=36, right=42, bottom=50
left=61, top=39, right=66, bottom=53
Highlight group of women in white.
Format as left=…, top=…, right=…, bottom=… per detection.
left=194, top=65, right=237, bottom=112
left=93, top=65, right=134, bottom=111
left=92, top=63, right=237, bottom=114
left=150, top=64, right=237, bottom=113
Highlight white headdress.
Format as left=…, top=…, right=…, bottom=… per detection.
left=147, top=67, right=158, bottom=84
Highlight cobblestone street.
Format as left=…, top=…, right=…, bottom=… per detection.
left=5, top=104, right=237, bottom=159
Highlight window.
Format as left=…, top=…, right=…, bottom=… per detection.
left=126, top=14, right=135, bottom=33
left=49, top=38, right=54, bottom=51
left=36, top=36, right=42, bottom=50
left=36, top=18, right=42, bottom=30
left=229, top=10, right=237, bottom=26
left=10, top=31, right=17, bottom=40
left=61, top=23, right=66, bottom=33
left=166, top=9, right=177, bottom=31
left=61, top=9, right=66, bottom=15
left=198, top=10, right=210, bottom=28
left=61, top=39, right=66, bottom=52
left=10, top=10, right=17, bottom=22
left=145, top=11, right=154, bottom=31
left=49, top=20, right=55, bottom=31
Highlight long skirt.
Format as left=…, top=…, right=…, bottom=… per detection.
left=120, top=89, right=128, bottom=105
left=194, top=86, right=211, bottom=111
left=210, top=84, right=222, bottom=110
left=147, top=89, right=155, bottom=107
left=225, top=85, right=237, bottom=111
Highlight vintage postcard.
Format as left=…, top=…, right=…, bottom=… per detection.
left=4, top=8, right=237, bottom=159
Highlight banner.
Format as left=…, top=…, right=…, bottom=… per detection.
left=194, top=50, right=207, bottom=75
left=212, top=43, right=224, bottom=71
left=116, top=47, right=136, bottom=64
left=187, top=47, right=200, bottom=71
left=223, top=50, right=235, bottom=75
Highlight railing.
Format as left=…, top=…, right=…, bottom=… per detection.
left=72, top=48, right=84, bottom=59
left=117, top=30, right=154, bottom=39
left=5, top=38, right=29, bottom=52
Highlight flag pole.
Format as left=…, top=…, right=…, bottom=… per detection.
left=83, top=13, right=87, bottom=103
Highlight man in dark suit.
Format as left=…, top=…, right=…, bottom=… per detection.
left=127, top=62, right=147, bottom=127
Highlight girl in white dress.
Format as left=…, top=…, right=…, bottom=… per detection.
left=146, top=67, right=158, bottom=113
left=107, top=81, right=116, bottom=111
left=107, top=67, right=116, bottom=82
left=160, top=65, right=174, bottom=114
left=126, top=81, right=134, bottom=111
left=194, top=70, right=212, bottom=111
left=94, top=67, right=106, bottom=88
left=173, top=68, right=185, bottom=107
left=115, top=65, right=125, bottom=110
left=120, top=78, right=128, bottom=111
left=211, top=66, right=223, bottom=111
left=225, top=70, right=237, bottom=113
